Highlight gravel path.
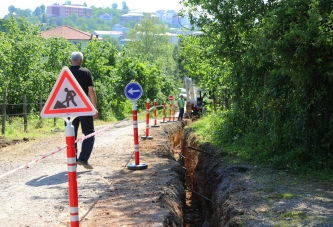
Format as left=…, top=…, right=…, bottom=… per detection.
left=0, top=119, right=183, bottom=227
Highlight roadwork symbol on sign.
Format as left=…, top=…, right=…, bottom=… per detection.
left=40, top=66, right=97, bottom=118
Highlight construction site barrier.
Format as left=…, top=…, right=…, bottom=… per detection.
left=173, top=101, right=176, bottom=121
left=161, top=101, right=166, bottom=123
left=0, top=100, right=169, bottom=179
left=141, top=99, right=153, bottom=140
left=168, top=102, right=172, bottom=122
left=65, top=121, right=79, bottom=227
left=127, top=102, right=148, bottom=170
left=151, top=99, right=160, bottom=128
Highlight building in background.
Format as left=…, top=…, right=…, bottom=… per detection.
left=99, top=13, right=112, bottom=21
left=41, top=25, right=101, bottom=49
left=119, top=12, right=144, bottom=24
left=112, top=24, right=130, bottom=34
left=166, top=32, right=179, bottom=44
left=155, top=10, right=191, bottom=28
left=172, top=14, right=191, bottom=28
left=92, top=31, right=124, bottom=40
left=46, top=4, right=92, bottom=18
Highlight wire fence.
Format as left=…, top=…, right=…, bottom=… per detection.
left=1, top=90, right=56, bottom=134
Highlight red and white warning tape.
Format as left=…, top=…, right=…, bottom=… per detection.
left=0, top=104, right=166, bottom=179
left=0, top=145, right=67, bottom=179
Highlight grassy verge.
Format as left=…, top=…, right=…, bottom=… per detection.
left=190, top=113, right=333, bottom=181
left=1, top=116, right=113, bottom=141
left=1, top=107, right=166, bottom=141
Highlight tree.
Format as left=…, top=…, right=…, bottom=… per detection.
left=14, top=8, right=32, bottom=17
left=40, top=5, right=46, bottom=14
left=64, top=1, right=71, bottom=5
left=112, top=3, right=118, bottom=10
left=8, top=5, right=15, bottom=14
left=125, top=16, right=172, bottom=63
left=82, top=38, right=119, bottom=119
left=33, top=7, right=41, bottom=17
left=101, top=36, right=122, bottom=51
left=41, top=14, right=47, bottom=24
left=122, top=1, right=129, bottom=13
left=179, top=0, right=333, bottom=173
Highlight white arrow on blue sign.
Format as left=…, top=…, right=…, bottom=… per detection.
left=124, top=82, right=143, bottom=101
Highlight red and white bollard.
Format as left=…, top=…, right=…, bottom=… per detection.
left=168, top=102, right=172, bottom=122
left=128, top=102, right=148, bottom=170
left=152, top=99, right=160, bottom=128
left=142, top=98, right=153, bottom=140
left=161, top=101, right=166, bottom=123
left=66, top=120, right=79, bottom=227
left=173, top=100, right=176, bottom=122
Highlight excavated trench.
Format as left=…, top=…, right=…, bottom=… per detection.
left=167, top=121, right=243, bottom=227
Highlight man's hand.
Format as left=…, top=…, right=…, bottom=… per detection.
left=94, top=110, right=99, bottom=119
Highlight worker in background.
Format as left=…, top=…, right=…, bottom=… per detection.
left=178, top=95, right=185, bottom=121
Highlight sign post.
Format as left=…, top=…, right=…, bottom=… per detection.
left=40, top=66, right=97, bottom=227
left=124, top=82, right=148, bottom=170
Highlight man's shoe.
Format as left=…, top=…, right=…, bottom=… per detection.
left=77, top=159, right=93, bottom=169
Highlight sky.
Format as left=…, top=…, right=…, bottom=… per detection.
left=0, top=0, right=184, bottom=18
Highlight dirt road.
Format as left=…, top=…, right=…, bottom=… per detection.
left=1, top=117, right=333, bottom=227
left=0, top=119, right=184, bottom=227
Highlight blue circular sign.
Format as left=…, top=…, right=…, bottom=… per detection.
left=124, top=82, right=143, bottom=101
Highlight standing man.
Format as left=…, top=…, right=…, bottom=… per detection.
left=178, top=95, right=185, bottom=121
left=69, top=52, right=98, bottom=169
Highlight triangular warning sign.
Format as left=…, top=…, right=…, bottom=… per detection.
left=40, top=66, right=97, bottom=118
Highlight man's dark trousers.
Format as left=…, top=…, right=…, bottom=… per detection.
left=178, top=108, right=184, bottom=120
left=72, top=116, right=95, bottom=161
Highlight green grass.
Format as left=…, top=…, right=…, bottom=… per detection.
left=1, top=111, right=152, bottom=141
left=1, top=116, right=111, bottom=141
left=190, top=112, right=333, bottom=181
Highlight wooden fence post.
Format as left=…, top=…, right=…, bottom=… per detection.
left=2, top=90, right=6, bottom=134
left=23, top=94, right=27, bottom=132
left=39, top=94, right=43, bottom=119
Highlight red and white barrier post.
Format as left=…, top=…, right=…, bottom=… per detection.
left=173, top=100, right=176, bottom=122
left=152, top=99, right=160, bottom=127
left=128, top=102, right=148, bottom=170
left=168, top=102, right=172, bottom=122
left=66, top=120, right=79, bottom=227
left=167, top=95, right=174, bottom=122
left=161, top=101, right=166, bottom=123
left=142, top=98, right=153, bottom=140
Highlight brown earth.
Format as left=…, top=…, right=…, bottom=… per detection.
left=0, top=119, right=332, bottom=227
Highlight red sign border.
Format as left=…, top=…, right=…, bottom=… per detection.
left=41, top=67, right=95, bottom=117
